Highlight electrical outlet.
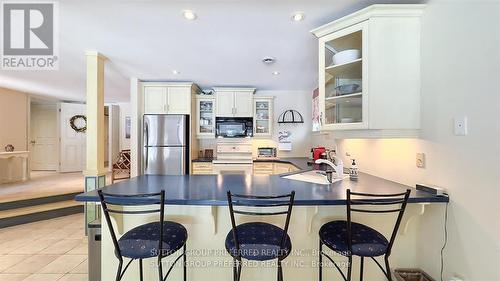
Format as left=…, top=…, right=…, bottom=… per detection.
left=454, top=116, right=468, bottom=136
left=416, top=153, right=425, bottom=168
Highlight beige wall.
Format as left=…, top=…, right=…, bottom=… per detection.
left=0, top=87, right=29, bottom=182
left=0, top=87, right=28, bottom=151
left=314, top=1, right=500, bottom=279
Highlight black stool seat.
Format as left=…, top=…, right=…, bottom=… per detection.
left=319, top=221, right=388, bottom=257
left=225, top=222, right=292, bottom=261
left=118, top=221, right=187, bottom=259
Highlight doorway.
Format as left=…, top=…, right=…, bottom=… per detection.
left=30, top=102, right=58, bottom=171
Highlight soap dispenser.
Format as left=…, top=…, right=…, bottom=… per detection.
left=349, top=159, right=359, bottom=180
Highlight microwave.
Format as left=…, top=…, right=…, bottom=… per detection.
left=258, top=147, right=278, bottom=158
left=216, top=117, right=253, bottom=138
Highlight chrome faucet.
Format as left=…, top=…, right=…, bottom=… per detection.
left=315, top=156, right=344, bottom=178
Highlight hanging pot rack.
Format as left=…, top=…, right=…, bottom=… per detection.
left=277, top=109, right=304, bottom=124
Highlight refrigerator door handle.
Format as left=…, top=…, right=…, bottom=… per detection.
left=144, top=123, right=149, bottom=172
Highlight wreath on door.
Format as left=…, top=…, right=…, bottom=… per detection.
left=69, top=115, right=87, bottom=133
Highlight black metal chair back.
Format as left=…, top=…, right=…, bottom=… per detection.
left=98, top=190, right=166, bottom=260
left=346, top=189, right=411, bottom=257
left=226, top=191, right=295, bottom=260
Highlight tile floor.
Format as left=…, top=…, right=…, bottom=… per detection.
left=0, top=214, right=88, bottom=281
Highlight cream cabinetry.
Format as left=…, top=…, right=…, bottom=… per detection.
left=253, top=162, right=274, bottom=175
left=273, top=163, right=299, bottom=174
left=191, top=161, right=299, bottom=175
left=196, top=96, right=216, bottom=138
left=311, top=4, right=424, bottom=138
left=254, top=162, right=299, bottom=175
left=143, top=83, right=198, bottom=114
left=192, top=162, right=213, bottom=175
left=253, top=97, right=274, bottom=138
left=214, top=88, right=255, bottom=117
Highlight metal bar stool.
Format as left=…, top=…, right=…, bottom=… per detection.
left=98, top=190, right=188, bottom=281
left=225, top=191, right=295, bottom=281
left=318, top=189, right=411, bottom=281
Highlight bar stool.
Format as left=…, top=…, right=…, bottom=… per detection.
left=318, top=189, right=411, bottom=281
left=225, top=191, right=295, bottom=281
left=98, top=190, right=188, bottom=281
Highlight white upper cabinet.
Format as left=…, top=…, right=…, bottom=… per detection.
left=253, top=97, right=274, bottom=138
left=143, top=83, right=198, bottom=114
left=311, top=4, right=425, bottom=138
left=215, top=91, right=235, bottom=117
left=214, top=88, right=255, bottom=117
left=233, top=91, right=254, bottom=117
left=166, top=87, right=190, bottom=114
left=144, top=86, right=167, bottom=114
left=196, top=96, right=216, bottom=138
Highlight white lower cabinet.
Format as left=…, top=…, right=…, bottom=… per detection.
left=192, top=162, right=214, bottom=175
left=191, top=161, right=299, bottom=175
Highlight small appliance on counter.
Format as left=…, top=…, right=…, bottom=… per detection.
left=257, top=147, right=278, bottom=159
left=311, top=147, right=326, bottom=161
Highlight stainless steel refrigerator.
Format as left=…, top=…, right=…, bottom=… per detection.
left=143, top=115, right=189, bottom=175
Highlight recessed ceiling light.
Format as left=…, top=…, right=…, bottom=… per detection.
left=272, top=71, right=280, bottom=75
left=182, top=10, right=197, bottom=20
left=292, top=12, right=305, bottom=22
left=172, top=70, right=180, bottom=75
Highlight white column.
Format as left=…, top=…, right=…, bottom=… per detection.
left=84, top=51, right=107, bottom=224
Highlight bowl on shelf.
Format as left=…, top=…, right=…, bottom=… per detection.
left=331, top=49, right=361, bottom=65
left=335, top=84, right=361, bottom=96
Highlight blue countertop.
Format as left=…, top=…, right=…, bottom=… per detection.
left=76, top=158, right=448, bottom=205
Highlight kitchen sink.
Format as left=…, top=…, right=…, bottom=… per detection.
left=282, top=170, right=347, bottom=185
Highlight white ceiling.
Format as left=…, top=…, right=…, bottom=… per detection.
left=0, top=0, right=421, bottom=102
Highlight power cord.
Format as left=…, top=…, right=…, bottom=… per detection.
left=440, top=201, right=449, bottom=281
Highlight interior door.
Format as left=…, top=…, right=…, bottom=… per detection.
left=216, top=91, right=234, bottom=117
left=30, top=104, right=58, bottom=170
left=234, top=91, right=253, bottom=117
left=167, top=87, right=190, bottom=114
left=59, top=102, right=86, bottom=172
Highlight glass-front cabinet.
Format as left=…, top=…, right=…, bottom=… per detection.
left=311, top=5, right=424, bottom=137
left=196, top=96, right=215, bottom=138
left=253, top=97, right=273, bottom=137
left=319, top=22, right=367, bottom=130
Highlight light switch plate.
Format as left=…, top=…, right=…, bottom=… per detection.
left=416, top=153, right=425, bottom=168
left=454, top=116, right=468, bottom=136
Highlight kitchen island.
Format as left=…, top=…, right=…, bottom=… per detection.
left=76, top=160, right=448, bottom=281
